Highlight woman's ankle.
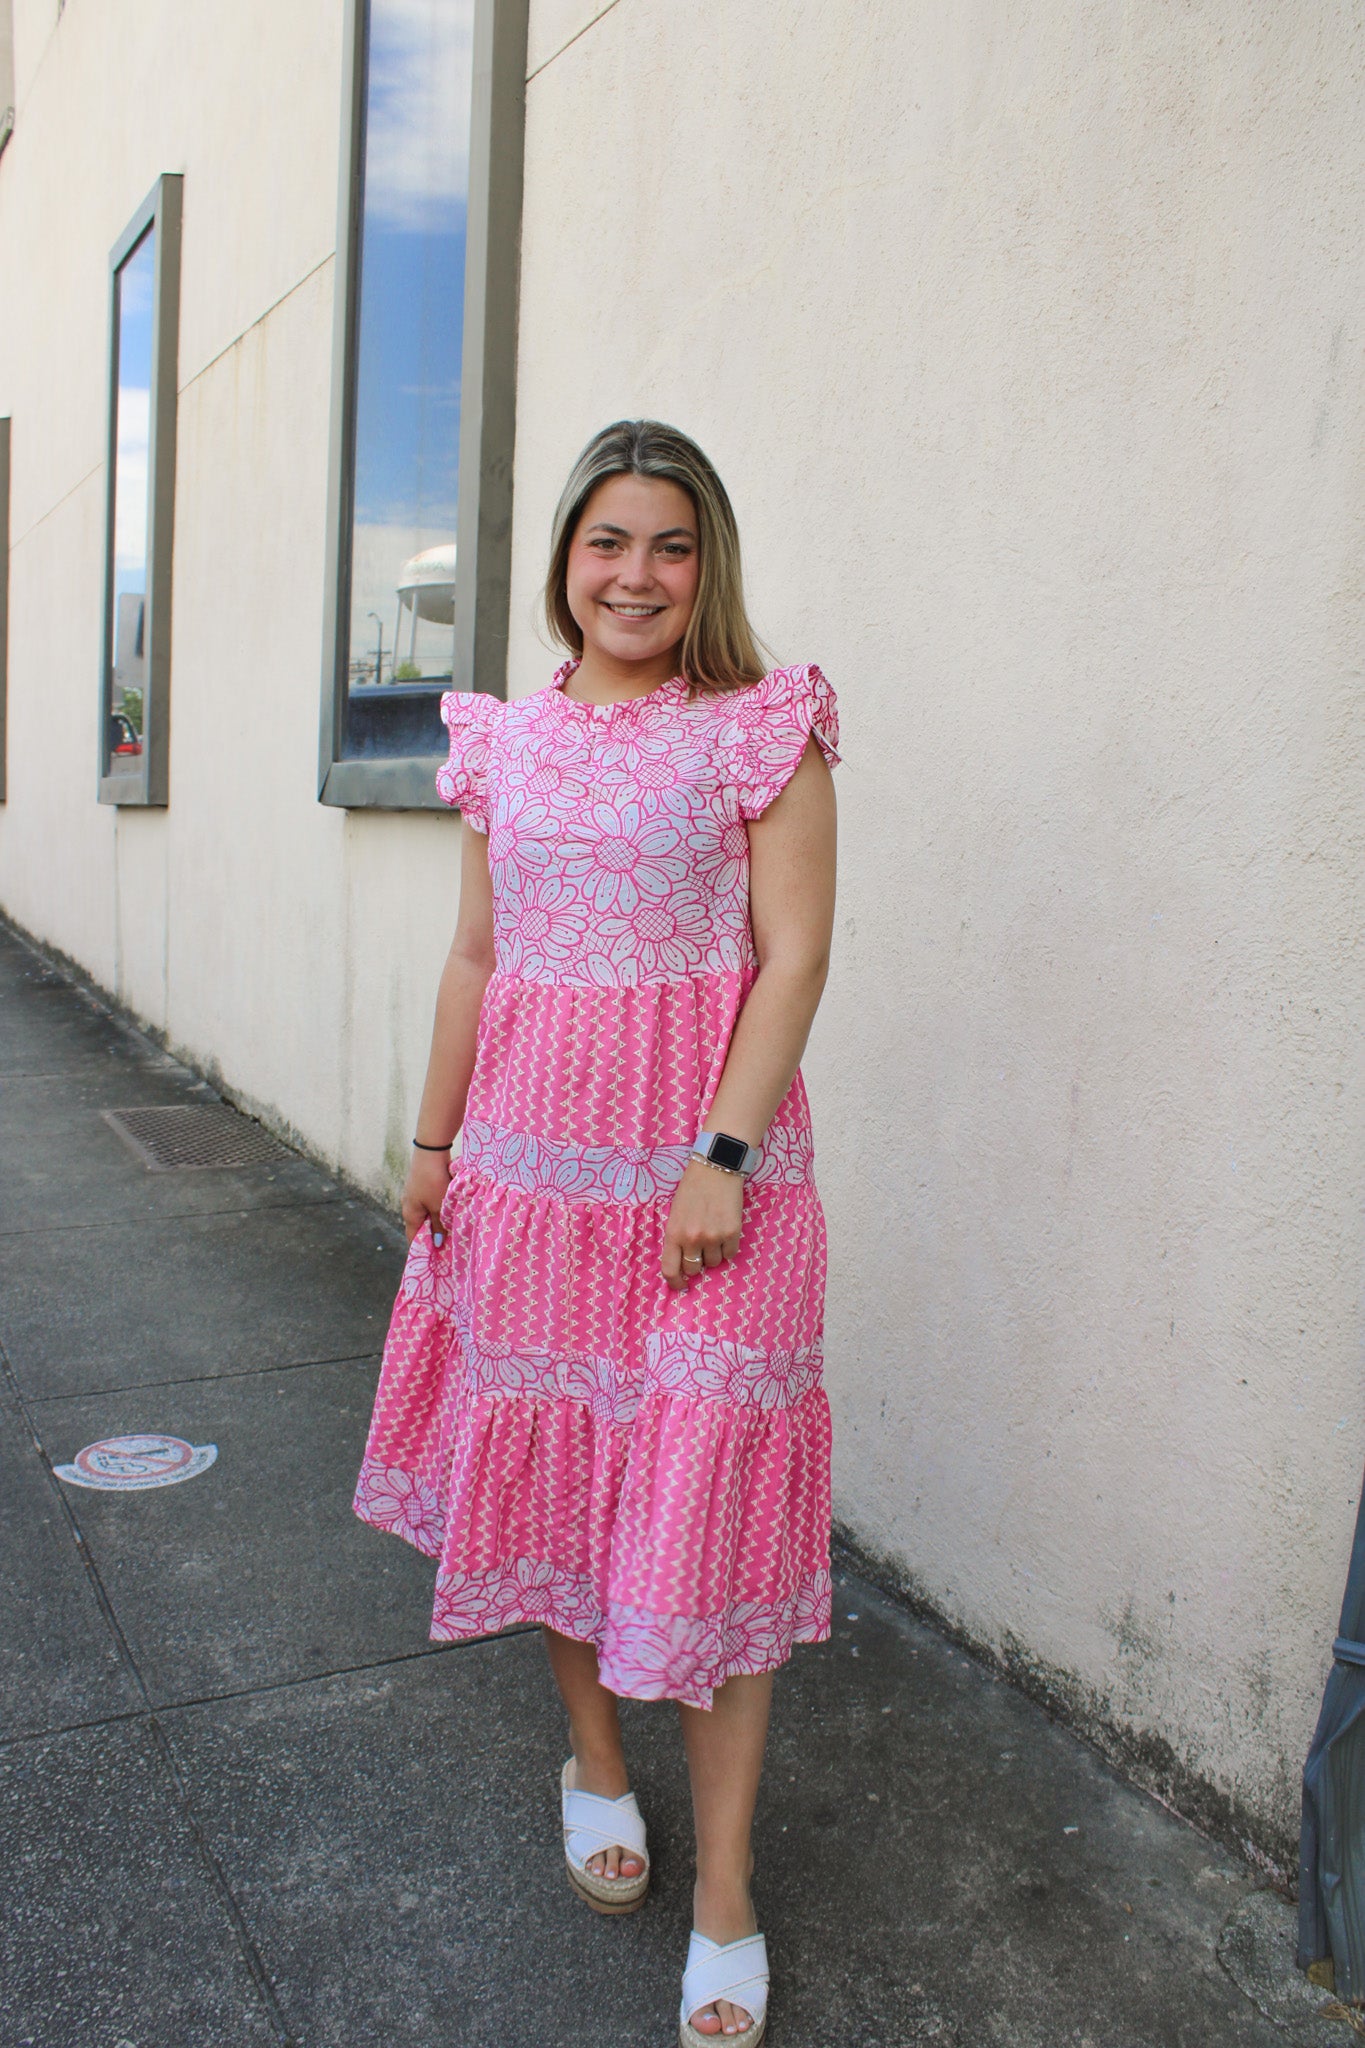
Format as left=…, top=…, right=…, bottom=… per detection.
left=692, top=1869, right=757, bottom=1936
left=569, top=1739, right=630, bottom=1797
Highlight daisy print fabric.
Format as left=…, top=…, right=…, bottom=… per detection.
left=354, top=660, right=841, bottom=1708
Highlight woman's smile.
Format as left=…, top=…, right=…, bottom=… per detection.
left=562, top=472, right=701, bottom=694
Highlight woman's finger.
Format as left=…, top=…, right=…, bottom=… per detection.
left=661, top=1234, right=687, bottom=1291
left=401, top=1200, right=445, bottom=1247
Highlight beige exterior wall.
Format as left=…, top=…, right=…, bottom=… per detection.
left=0, top=0, right=1361, bottom=1856
left=510, top=0, right=1365, bottom=1854
left=0, top=1, right=13, bottom=143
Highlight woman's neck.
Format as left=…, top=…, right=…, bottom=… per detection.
left=566, top=643, right=682, bottom=705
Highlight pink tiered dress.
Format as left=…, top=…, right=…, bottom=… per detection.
left=353, top=658, right=841, bottom=1707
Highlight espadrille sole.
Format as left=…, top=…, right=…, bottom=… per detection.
left=679, top=2017, right=766, bottom=2048
left=566, top=1860, right=650, bottom=1914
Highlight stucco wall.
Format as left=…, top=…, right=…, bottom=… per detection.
left=0, top=0, right=460, bottom=1193
left=510, top=0, right=1365, bottom=1854
left=0, top=0, right=1361, bottom=1860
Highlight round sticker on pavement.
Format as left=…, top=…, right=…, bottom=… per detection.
left=54, top=1433, right=218, bottom=1490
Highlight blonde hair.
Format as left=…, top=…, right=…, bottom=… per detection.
left=542, top=420, right=769, bottom=694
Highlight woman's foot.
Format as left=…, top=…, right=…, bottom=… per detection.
left=688, top=1872, right=759, bottom=2037
left=566, top=1753, right=646, bottom=1883
left=543, top=1629, right=647, bottom=1887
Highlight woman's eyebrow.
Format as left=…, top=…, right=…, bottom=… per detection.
left=583, top=522, right=697, bottom=540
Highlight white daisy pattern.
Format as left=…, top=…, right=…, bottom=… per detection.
left=354, top=660, right=843, bottom=1707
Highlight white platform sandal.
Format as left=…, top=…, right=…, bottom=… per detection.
left=679, top=1930, right=769, bottom=2047
left=559, top=1759, right=650, bottom=1914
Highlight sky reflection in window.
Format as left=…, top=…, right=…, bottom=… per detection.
left=109, top=227, right=154, bottom=770
left=344, top=0, right=474, bottom=759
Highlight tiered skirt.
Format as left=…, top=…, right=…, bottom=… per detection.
left=353, top=968, right=832, bottom=1709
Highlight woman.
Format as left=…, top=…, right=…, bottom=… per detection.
left=354, top=419, right=840, bottom=2044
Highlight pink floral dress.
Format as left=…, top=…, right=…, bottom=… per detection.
left=353, top=659, right=841, bottom=1707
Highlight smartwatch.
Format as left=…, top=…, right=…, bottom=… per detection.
left=691, top=1130, right=763, bottom=1176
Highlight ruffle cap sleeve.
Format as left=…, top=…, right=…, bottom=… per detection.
left=435, top=689, right=501, bottom=829
left=717, top=663, right=841, bottom=820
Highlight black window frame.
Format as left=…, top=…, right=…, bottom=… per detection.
left=318, top=0, right=528, bottom=812
left=97, top=172, right=182, bottom=808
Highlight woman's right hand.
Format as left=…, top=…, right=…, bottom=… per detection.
left=401, top=1147, right=454, bottom=1245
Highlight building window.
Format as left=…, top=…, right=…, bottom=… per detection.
left=99, top=175, right=182, bottom=806
left=0, top=417, right=9, bottom=802
left=319, top=0, right=528, bottom=810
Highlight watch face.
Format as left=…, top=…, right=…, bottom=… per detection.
left=709, top=1133, right=749, bottom=1172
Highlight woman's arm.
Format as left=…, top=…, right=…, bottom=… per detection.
left=660, top=734, right=837, bottom=1289
left=401, top=821, right=497, bottom=1243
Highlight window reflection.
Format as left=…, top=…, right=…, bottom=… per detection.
left=108, top=227, right=155, bottom=778
left=344, top=0, right=474, bottom=760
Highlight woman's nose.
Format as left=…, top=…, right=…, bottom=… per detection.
left=614, top=547, right=655, bottom=589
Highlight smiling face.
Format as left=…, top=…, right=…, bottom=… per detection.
left=564, top=473, right=700, bottom=680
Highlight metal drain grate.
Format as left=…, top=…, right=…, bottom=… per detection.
left=102, top=1104, right=293, bottom=1172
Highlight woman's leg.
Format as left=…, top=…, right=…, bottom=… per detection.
left=543, top=1628, right=645, bottom=1881
left=679, top=1671, right=773, bottom=2038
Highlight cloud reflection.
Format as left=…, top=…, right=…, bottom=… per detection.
left=364, top=0, right=474, bottom=233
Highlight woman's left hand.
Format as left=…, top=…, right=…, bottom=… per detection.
left=661, top=1159, right=745, bottom=1292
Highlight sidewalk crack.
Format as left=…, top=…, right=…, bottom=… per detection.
left=25, top=1349, right=381, bottom=1408
left=154, top=1630, right=540, bottom=1718
left=0, top=1191, right=366, bottom=1245
left=0, top=1633, right=539, bottom=1748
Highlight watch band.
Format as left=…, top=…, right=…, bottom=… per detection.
left=691, top=1130, right=763, bottom=1176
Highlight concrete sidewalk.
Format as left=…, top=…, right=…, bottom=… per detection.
left=0, top=919, right=1347, bottom=2048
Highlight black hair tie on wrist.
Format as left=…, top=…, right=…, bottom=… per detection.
left=412, top=1137, right=453, bottom=1151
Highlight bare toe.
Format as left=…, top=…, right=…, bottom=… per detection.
left=690, top=2009, right=723, bottom=2038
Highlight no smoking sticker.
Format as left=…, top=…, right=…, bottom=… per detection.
left=54, top=1433, right=218, bottom=1490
